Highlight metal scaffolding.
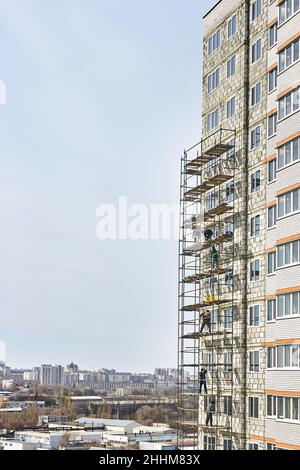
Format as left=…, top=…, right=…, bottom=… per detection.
left=177, top=128, right=239, bottom=450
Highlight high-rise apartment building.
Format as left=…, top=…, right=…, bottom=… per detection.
left=178, top=0, right=300, bottom=451
left=40, top=364, right=64, bottom=386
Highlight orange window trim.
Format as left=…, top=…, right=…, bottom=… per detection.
left=265, top=247, right=276, bottom=254
left=263, top=338, right=300, bottom=347
left=276, top=233, right=300, bottom=245
left=268, top=18, right=278, bottom=28
left=267, top=63, right=277, bottom=72
left=277, top=31, right=300, bottom=52
left=249, top=435, right=276, bottom=444
left=276, top=285, right=300, bottom=294
left=262, top=153, right=276, bottom=164
left=265, top=294, right=276, bottom=300
left=266, top=200, right=276, bottom=208
left=266, top=108, right=277, bottom=117
left=276, top=130, right=300, bottom=148
left=277, top=82, right=300, bottom=100
left=277, top=182, right=300, bottom=196
left=250, top=435, right=300, bottom=450
left=265, top=390, right=300, bottom=397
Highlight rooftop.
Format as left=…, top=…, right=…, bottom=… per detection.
left=203, top=0, right=223, bottom=19
left=76, top=418, right=139, bottom=427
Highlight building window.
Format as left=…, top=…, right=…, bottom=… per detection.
left=250, top=126, right=261, bottom=149
left=250, top=214, right=260, bottom=236
left=251, top=38, right=262, bottom=64
left=248, top=397, right=259, bottom=418
left=267, top=395, right=277, bottom=417
left=268, top=67, right=277, bottom=93
left=276, top=344, right=300, bottom=368
left=208, top=68, right=220, bottom=93
left=226, top=180, right=235, bottom=202
left=278, top=136, right=300, bottom=169
left=227, top=55, right=236, bottom=78
left=224, top=269, right=234, bottom=286
left=208, top=29, right=221, bottom=55
left=278, top=86, right=300, bottom=121
left=267, top=347, right=276, bottom=369
left=267, top=205, right=277, bottom=228
left=251, top=82, right=262, bottom=106
left=268, top=159, right=276, bottom=183
left=226, top=138, right=236, bottom=160
left=279, top=0, right=300, bottom=26
left=223, top=439, right=232, bottom=451
left=207, top=108, right=219, bottom=132
left=277, top=239, right=300, bottom=268
left=224, top=308, right=233, bottom=329
left=223, top=396, right=232, bottom=416
left=268, top=113, right=277, bottom=137
left=249, top=304, right=260, bottom=326
left=224, top=351, right=233, bottom=372
left=226, top=96, right=236, bottom=119
left=204, top=435, right=216, bottom=450
left=205, top=190, right=219, bottom=210
left=277, top=291, right=300, bottom=317
left=228, top=14, right=237, bottom=38
left=268, top=251, right=276, bottom=274
left=249, top=351, right=260, bottom=372
left=251, top=170, right=261, bottom=192
left=202, top=352, right=217, bottom=372
left=267, top=299, right=276, bottom=321
left=225, top=222, right=234, bottom=236
left=275, top=396, right=300, bottom=421
left=269, top=23, right=277, bottom=49
left=252, top=0, right=262, bottom=21
left=279, top=38, right=299, bottom=73
left=277, top=188, right=300, bottom=218
left=250, top=259, right=260, bottom=281
left=249, top=443, right=259, bottom=450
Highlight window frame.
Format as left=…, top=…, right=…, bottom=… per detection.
left=208, top=29, right=221, bottom=56
left=269, top=23, right=278, bottom=49
left=268, top=113, right=277, bottom=138
left=251, top=81, right=262, bottom=107
left=249, top=350, right=260, bottom=373
left=249, top=304, right=260, bottom=326
left=251, top=0, right=262, bottom=22
left=228, top=14, right=237, bottom=38
left=227, top=55, right=236, bottom=78
left=268, top=67, right=278, bottom=93
left=250, top=259, right=260, bottom=282
left=250, top=169, right=261, bottom=192
left=251, top=38, right=262, bottom=64
left=278, top=87, right=300, bottom=121
left=250, top=126, right=262, bottom=150
left=248, top=396, right=259, bottom=418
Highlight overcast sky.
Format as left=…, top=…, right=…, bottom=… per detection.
left=0, top=0, right=215, bottom=372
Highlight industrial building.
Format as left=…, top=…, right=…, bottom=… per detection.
left=178, top=0, right=300, bottom=450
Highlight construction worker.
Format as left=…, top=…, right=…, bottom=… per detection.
left=193, top=229, right=201, bottom=243
left=200, top=309, right=211, bottom=333
left=211, top=245, right=219, bottom=269
left=206, top=396, right=216, bottom=427
left=199, top=368, right=208, bottom=394
left=204, top=229, right=213, bottom=241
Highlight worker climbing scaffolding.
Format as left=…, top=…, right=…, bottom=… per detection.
left=200, top=309, right=211, bottom=334
left=210, top=245, right=219, bottom=269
